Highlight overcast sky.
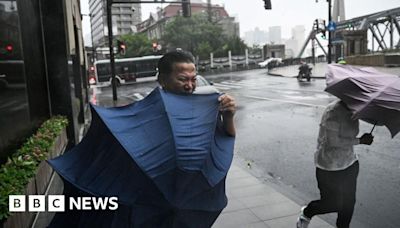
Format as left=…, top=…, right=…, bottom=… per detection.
left=81, top=0, right=400, bottom=45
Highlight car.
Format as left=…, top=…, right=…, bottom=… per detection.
left=258, top=58, right=282, bottom=68
left=194, top=75, right=219, bottom=94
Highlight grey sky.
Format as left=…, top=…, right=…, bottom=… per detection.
left=81, top=0, right=400, bottom=44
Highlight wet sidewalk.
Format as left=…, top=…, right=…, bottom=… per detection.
left=213, top=159, right=334, bottom=228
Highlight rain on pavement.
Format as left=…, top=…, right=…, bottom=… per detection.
left=90, top=68, right=400, bottom=228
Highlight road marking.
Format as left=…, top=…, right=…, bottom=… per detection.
left=225, top=80, right=257, bottom=85
left=133, top=93, right=144, bottom=100
left=212, top=83, right=241, bottom=89
left=213, top=86, right=230, bottom=90
left=244, top=95, right=327, bottom=108
left=215, top=82, right=242, bottom=88
left=217, top=79, right=326, bottom=93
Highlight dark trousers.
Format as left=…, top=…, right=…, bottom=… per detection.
left=304, top=161, right=359, bottom=228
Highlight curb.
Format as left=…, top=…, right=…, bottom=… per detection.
left=267, top=72, right=325, bottom=79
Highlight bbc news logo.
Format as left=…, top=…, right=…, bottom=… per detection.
left=9, top=195, right=118, bottom=212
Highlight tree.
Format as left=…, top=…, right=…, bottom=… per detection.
left=118, top=33, right=154, bottom=57
left=162, top=14, right=226, bottom=57
left=223, top=36, right=247, bottom=55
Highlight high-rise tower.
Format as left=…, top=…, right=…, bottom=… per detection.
left=332, top=0, right=345, bottom=22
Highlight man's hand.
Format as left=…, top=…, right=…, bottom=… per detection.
left=218, top=94, right=236, bottom=136
left=359, top=133, right=374, bottom=145
left=218, top=94, right=236, bottom=116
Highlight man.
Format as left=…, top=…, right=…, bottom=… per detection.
left=297, top=100, right=374, bottom=228
left=48, top=50, right=236, bottom=227
left=157, top=50, right=236, bottom=136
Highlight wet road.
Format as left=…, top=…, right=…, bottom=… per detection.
left=90, top=68, right=400, bottom=228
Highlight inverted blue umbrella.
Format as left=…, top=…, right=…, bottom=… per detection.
left=47, top=87, right=235, bottom=227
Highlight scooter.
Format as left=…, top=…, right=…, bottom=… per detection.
left=297, top=67, right=312, bottom=82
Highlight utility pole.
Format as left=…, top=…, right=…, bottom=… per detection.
left=106, top=0, right=117, bottom=101
left=327, top=0, right=332, bottom=63
left=106, top=0, right=191, bottom=102
left=316, top=0, right=333, bottom=63
left=207, top=0, right=212, bottom=22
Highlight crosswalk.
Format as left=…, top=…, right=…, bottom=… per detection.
left=94, top=78, right=330, bottom=103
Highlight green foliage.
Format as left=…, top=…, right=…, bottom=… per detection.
left=118, top=33, right=155, bottom=57
left=223, top=36, right=247, bottom=56
left=162, top=14, right=224, bottom=57
left=195, top=42, right=213, bottom=59
left=162, top=13, right=248, bottom=59
left=0, top=116, right=68, bottom=221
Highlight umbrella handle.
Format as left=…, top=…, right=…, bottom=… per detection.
left=370, top=123, right=377, bottom=134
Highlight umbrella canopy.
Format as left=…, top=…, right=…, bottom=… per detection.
left=325, top=64, right=400, bottom=137
left=47, top=87, right=234, bottom=227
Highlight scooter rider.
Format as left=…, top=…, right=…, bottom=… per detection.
left=298, top=61, right=311, bottom=81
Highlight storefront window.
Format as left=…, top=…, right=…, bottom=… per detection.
left=0, top=1, right=30, bottom=164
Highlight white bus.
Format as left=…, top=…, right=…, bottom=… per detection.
left=92, top=55, right=162, bottom=85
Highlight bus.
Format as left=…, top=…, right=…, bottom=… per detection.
left=92, top=55, right=162, bottom=85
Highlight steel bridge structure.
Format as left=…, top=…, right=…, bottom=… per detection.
left=336, top=7, right=400, bottom=51
left=298, top=6, right=400, bottom=58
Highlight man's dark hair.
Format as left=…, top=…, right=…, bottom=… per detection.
left=157, top=51, right=194, bottom=78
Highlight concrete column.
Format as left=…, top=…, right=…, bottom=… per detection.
left=210, top=52, right=214, bottom=68
left=245, top=49, right=249, bottom=67
left=228, top=50, right=232, bottom=70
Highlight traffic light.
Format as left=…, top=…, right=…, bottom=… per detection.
left=5, top=44, right=13, bottom=53
left=320, top=30, right=327, bottom=39
left=181, top=0, right=191, bottom=17
left=263, top=0, right=272, bottom=9
left=152, top=42, right=158, bottom=52
left=347, top=23, right=353, bottom=29
left=117, top=40, right=126, bottom=55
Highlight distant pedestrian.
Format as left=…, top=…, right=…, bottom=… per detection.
left=296, top=100, right=374, bottom=228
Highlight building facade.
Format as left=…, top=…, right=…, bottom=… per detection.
left=89, top=0, right=142, bottom=48
left=0, top=0, right=89, bottom=162
left=263, top=44, right=285, bottom=59
left=332, top=0, right=346, bottom=22
left=136, top=2, right=239, bottom=41
left=285, top=25, right=305, bottom=57
left=269, top=26, right=282, bottom=44
left=244, top=27, right=268, bottom=46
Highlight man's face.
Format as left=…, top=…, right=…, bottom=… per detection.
left=162, top=62, right=197, bottom=94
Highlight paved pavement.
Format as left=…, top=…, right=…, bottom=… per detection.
left=268, top=63, right=327, bottom=78
left=93, top=63, right=399, bottom=228
left=213, top=63, right=400, bottom=228
left=92, top=76, right=337, bottom=228
left=213, top=158, right=334, bottom=228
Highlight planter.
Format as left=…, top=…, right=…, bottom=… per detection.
left=1, top=127, right=68, bottom=228
left=36, top=128, right=67, bottom=195
left=2, top=177, right=36, bottom=228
